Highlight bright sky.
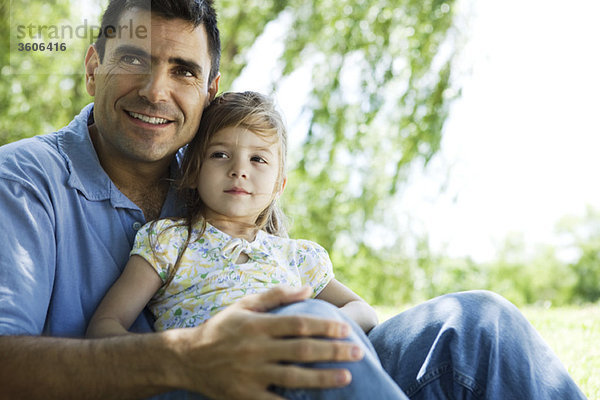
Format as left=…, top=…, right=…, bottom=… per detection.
left=397, top=0, right=600, bottom=262
left=236, top=0, right=600, bottom=263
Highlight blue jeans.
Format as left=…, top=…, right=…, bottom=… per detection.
left=367, top=291, right=587, bottom=399
left=271, top=299, right=407, bottom=400
left=162, top=291, right=588, bottom=399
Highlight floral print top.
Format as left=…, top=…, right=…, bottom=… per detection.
left=131, top=219, right=334, bottom=330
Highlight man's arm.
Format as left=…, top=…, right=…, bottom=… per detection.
left=0, top=286, right=364, bottom=400
left=0, top=334, right=171, bottom=400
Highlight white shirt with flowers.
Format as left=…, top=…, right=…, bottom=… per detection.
left=130, top=219, right=334, bottom=331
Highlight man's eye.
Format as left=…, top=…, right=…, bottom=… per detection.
left=121, top=55, right=142, bottom=65
left=175, top=67, right=195, bottom=77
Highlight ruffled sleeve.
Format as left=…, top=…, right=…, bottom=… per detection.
left=130, top=219, right=188, bottom=283
left=294, top=240, right=334, bottom=296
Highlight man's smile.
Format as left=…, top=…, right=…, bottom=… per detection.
left=126, top=110, right=173, bottom=125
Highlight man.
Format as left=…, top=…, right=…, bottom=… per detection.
left=0, top=1, right=588, bottom=399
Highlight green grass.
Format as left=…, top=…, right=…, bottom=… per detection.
left=523, top=305, right=600, bottom=400
left=375, top=304, right=600, bottom=399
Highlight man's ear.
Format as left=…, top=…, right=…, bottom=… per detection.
left=84, top=44, right=100, bottom=96
left=207, top=73, right=220, bottom=104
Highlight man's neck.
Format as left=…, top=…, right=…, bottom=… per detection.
left=119, top=178, right=171, bottom=222
left=88, top=123, right=172, bottom=221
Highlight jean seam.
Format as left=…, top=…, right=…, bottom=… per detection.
left=404, top=363, right=485, bottom=399
left=273, top=388, right=312, bottom=400
left=404, top=363, right=452, bottom=397
left=453, top=369, right=485, bottom=398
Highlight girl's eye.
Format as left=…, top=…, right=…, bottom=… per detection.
left=251, top=156, right=267, bottom=164
left=210, top=152, right=228, bottom=159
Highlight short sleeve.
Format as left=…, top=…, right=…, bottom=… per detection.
left=294, top=240, right=334, bottom=296
left=130, top=219, right=187, bottom=284
left=0, top=178, right=56, bottom=335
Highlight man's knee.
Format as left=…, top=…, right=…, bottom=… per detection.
left=454, top=289, right=516, bottom=307
left=370, top=290, right=524, bottom=344
left=269, top=299, right=375, bottom=352
left=270, top=298, right=344, bottom=320
left=448, top=290, right=523, bottom=324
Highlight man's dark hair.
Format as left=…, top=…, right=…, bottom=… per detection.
left=94, top=0, right=220, bottom=83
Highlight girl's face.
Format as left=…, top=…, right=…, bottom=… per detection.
left=197, top=126, right=286, bottom=225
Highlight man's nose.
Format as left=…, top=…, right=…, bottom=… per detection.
left=138, top=67, right=170, bottom=103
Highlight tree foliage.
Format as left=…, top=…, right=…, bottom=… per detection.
left=1, top=0, right=92, bottom=145
left=1, top=0, right=462, bottom=304
left=405, top=210, right=600, bottom=307
left=1, top=0, right=596, bottom=307
left=557, top=206, right=600, bottom=303
left=216, top=0, right=460, bottom=302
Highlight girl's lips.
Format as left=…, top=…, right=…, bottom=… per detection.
left=225, top=188, right=250, bottom=195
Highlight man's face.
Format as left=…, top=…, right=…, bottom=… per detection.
left=85, top=8, right=219, bottom=165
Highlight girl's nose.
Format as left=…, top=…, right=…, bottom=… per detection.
left=228, top=160, right=247, bottom=178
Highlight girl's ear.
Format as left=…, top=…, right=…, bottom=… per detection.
left=277, top=176, right=287, bottom=197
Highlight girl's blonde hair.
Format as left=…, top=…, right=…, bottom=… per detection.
left=155, top=91, right=289, bottom=287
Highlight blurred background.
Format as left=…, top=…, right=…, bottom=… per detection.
left=2, top=0, right=600, bottom=308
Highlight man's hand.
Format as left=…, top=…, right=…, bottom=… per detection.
left=164, top=286, right=364, bottom=400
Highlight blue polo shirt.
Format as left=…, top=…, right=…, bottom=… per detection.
left=0, top=104, right=182, bottom=337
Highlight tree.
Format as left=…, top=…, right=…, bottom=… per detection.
left=1, top=0, right=462, bottom=303
left=0, top=0, right=92, bottom=145
left=557, top=206, right=600, bottom=303
left=216, top=0, right=462, bottom=300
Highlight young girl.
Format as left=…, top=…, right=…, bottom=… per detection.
left=87, top=91, right=378, bottom=337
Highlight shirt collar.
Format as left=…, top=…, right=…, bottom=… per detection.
left=206, top=223, right=271, bottom=263
left=56, top=103, right=115, bottom=202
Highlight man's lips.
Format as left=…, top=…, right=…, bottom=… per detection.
left=126, top=110, right=173, bottom=125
